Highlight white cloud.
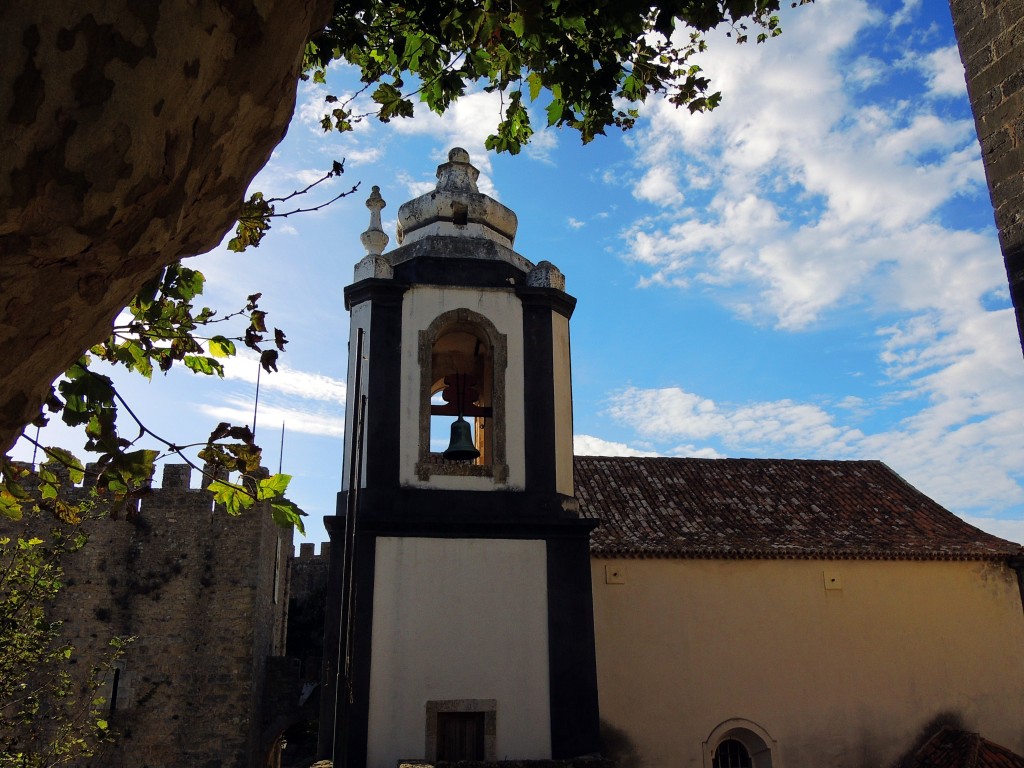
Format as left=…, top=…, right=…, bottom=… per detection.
left=621, top=0, right=988, bottom=328
left=846, top=55, right=886, bottom=89
left=962, top=516, right=1024, bottom=546
left=890, top=0, right=922, bottom=29
left=389, top=90, right=506, bottom=180
left=219, top=354, right=346, bottom=405
left=633, top=165, right=684, bottom=206
left=397, top=171, right=438, bottom=199
left=524, top=127, right=559, bottom=164
left=341, top=145, right=385, bottom=166
left=606, top=386, right=863, bottom=456
left=605, top=0, right=1023, bottom=521
left=573, top=435, right=659, bottom=457
left=918, top=45, right=967, bottom=98
left=604, top=344, right=1024, bottom=519
left=567, top=217, right=586, bottom=230
left=198, top=396, right=345, bottom=439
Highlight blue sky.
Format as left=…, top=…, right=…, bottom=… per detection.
left=18, top=0, right=1024, bottom=546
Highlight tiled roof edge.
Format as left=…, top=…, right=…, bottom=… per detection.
left=589, top=547, right=1021, bottom=562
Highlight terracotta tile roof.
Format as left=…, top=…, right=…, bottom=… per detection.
left=574, top=456, right=1022, bottom=561
left=912, top=727, right=1024, bottom=767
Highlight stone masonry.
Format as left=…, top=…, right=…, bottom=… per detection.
left=7, top=463, right=294, bottom=768
left=950, top=0, right=1024, bottom=351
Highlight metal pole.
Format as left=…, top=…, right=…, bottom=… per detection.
left=278, top=421, right=285, bottom=474
left=252, top=359, right=262, bottom=439
left=332, top=327, right=365, bottom=768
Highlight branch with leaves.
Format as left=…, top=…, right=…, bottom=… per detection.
left=2, top=261, right=304, bottom=534
left=305, top=0, right=810, bottom=154
left=1, top=159, right=363, bottom=531
left=230, top=160, right=359, bottom=252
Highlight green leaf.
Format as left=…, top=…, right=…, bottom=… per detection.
left=546, top=98, right=565, bottom=127
left=113, top=449, right=158, bottom=487
left=208, top=336, right=236, bottom=358
left=208, top=480, right=255, bottom=516
left=0, top=493, right=24, bottom=521
left=184, top=356, right=222, bottom=376
left=255, top=473, right=292, bottom=501
left=508, top=11, right=525, bottom=38
left=45, top=447, right=85, bottom=484
left=271, top=500, right=306, bottom=534
left=527, top=72, right=543, bottom=101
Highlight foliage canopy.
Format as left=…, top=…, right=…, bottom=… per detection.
left=307, top=0, right=795, bottom=153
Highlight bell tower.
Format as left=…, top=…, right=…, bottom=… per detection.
left=320, top=149, right=600, bottom=768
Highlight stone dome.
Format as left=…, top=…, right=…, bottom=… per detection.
left=396, top=148, right=518, bottom=248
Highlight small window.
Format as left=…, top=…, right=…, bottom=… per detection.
left=713, top=739, right=752, bottom=768
left=436, top=711, right=485, bottom=761
left=425, top=698, right=496, bottom=761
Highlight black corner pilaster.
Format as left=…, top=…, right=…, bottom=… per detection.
left=344, top=280, right=408, bottom=490
left=546, top=527, right=601, bottom=758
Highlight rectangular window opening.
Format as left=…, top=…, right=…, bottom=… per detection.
left=436, top=711, right=486, bottom=762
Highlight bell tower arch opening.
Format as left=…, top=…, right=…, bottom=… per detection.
left=416, top=308, right=508, bottom=482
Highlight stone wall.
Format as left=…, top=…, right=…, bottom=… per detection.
left=289, top=542, right=331, bottom=681
left=950, top=0, right=1024, bottom=351
left=10, top=463, right=293, bottom=768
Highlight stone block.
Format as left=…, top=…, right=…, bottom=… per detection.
left=161, top=463, right=191, bottom=488
left=527, top=261, right=566, bottom=291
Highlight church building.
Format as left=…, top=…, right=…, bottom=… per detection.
left=317, top=149, right=1024, bottom=768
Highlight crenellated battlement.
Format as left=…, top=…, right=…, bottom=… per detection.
left=23, top=460, right=227, bottom=491
left=297, top=541, right=331, bottom=560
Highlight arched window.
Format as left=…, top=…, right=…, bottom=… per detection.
left=416, top=309, right=508, bottom=482
left=713, top=738, right=752, bottom=768
left=703, top=720, right=776, bottom=768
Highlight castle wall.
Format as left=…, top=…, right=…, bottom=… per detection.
left=289, top=542, right=331, bottom=679
left=16, top=463, right=293, bottom=768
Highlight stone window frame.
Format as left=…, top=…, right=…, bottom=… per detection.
left=415, top=308, right=508, bottom=483
left=424, top=698, right=497, bottom=761
left=702, top=719, right=777, bottom=768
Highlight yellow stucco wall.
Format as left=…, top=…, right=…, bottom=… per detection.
left=591, top=557, right=1024, bottom=768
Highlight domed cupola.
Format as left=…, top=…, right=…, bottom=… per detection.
left=396, top=147, right=518, bottom=248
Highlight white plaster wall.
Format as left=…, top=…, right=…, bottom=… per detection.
left=399, top=286, right=526, bottom=489
left=342, top=301, right=371, bottom=491
left=551, top=312, right=574, bottom=496
left=367, top=537, right=551, bottom=767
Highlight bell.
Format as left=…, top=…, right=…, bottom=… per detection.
left=443, top=416, right=480, bottom=461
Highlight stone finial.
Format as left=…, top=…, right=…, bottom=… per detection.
left=359, top=186, right=389, bottom=256
left=527, top=260, right=566, bottom=291
left=436, top=147, right=480, bottom=193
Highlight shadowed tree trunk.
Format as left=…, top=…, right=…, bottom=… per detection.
left=0, top=0, right=332, bottom=453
